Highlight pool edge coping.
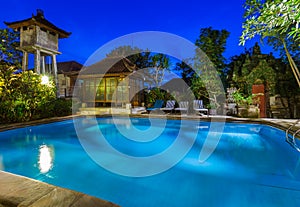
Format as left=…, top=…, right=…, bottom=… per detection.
left=0, top=114, right=299, bottom=134
left=0, top=170, right=119, bottom=207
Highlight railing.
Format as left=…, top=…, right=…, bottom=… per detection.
left=286, top=119, right=300, bottom=152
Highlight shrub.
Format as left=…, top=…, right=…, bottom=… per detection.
left=0, top=67, right=57, bottom=123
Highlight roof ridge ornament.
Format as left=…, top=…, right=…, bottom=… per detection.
left=36, top=9, right=45, bottom=19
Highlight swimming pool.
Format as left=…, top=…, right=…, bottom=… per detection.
left=1, top=117, right=300, bottom=207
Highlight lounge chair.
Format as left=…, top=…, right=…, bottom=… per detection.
left=193, top=100, right=209, bottom=116
left=160, top=100, right=175, bottom=113
left=175, top=101, right=189, bottom=114
left=131, top=106, right=147, bottom=114
left=147, top=100, right=164, bottom=112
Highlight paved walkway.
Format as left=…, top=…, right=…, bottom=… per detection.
left=0, top=171, right=119, bottom=207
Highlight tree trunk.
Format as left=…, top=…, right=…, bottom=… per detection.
left=282, top=39, right=300, bottom=87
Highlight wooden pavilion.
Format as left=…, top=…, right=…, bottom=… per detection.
left=5, top=9, right=71, bottom=97
left=78, top=56, right=145, bottom=114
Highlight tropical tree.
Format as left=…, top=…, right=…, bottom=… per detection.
left=240, top=0, right=300, bottom=87
left=174, top=59, right=194, bottom=87
left=228, top=43, right=277, bottom=96
left=195, top=27, right=230, bottom=74
left=0, top=28, right=22, bottom=68
left=148, top=53, right=171, bottom=87
left=190, top=27, right=229, bottom=111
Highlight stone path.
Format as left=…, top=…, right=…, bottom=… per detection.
left=0, top=171, right=119, bottom=207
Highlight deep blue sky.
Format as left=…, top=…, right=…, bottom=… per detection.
left=1, top=0, right=273, bottom=65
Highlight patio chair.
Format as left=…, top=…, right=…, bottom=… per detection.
left=147, top=100, right=164, bottom=112
left=193, top=100, right=209, bottom=116
left=131, top=106, right=147, bottom=114
left=174, top=101, right=189, bottom=114
left=160, top=100, right=175, bottom=113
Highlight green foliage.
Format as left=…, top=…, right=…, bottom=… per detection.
left=232, top=90, right=254, bottom=106
left=148, top=53, right=171, bottom=87
left=191, top=57, right=224, bottom=110
left=189, top=27, right=229, bottom=111
left=228, top=43, right=277, bottom=96
left=106, top=46, right=171, bottom=87
left=240, top=0, right=300, bottom=87
left=0, top=67, right=71, bottom=123
left=145, top=88, right=174, bottom=107
left=195, top=27, right=230, bottom=74
left=0, top=28, right=22, bottom=67
left=174, top=60, right=194, bottom=86
left=241, top=0, right=300, bottom=44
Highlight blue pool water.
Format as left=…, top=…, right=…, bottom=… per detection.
left=1, top=117, right=300, bottom=207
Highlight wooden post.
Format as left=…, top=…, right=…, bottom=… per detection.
left=52, top=54, right=59, bottom=97
left=22, top=51, right=28, bottom=71
left=35, top=49, right=41, bottom=74
left=41, top=56, right=46, bottom=74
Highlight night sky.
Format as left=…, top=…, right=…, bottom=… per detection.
left=1, top=0, right=274, bottom=65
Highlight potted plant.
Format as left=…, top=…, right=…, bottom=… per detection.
left=232, top=91, right=254, bottom=117
left=207, top=102, right=217, bottom=115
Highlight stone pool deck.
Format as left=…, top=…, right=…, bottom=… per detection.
left=0, top=171, right=119, bottom=207
left=0, top=114, right=299, bottom=207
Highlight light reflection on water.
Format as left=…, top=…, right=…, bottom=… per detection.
left=38, top=145, right=54, bottom=173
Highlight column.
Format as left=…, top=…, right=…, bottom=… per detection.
left=52, top=54, right=59, bottom=97
left=22, top=51, right=28, bottom=71
left=41, top=56, right=46, bottom=74
left=35, top=49, right=41, bottom=74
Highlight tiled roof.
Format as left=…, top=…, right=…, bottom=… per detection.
left=161, top=78, right=190, bottom=92
left=80, top=57, right=137, bottom=75
left=57, top=61, right=83, bottom=73
left=4, top=10, right=71, bottom=38
left=28, top=61, right=82, bottom=74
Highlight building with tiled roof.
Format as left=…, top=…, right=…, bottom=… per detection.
left=4, top=9, right=71, bottom=38
left=5, top=9, right=71, bottom=98
left=56, top=61, right=83, bottom=97
left=79, top=57, right=144, bottom=107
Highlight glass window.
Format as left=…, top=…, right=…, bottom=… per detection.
left=84, top=79, right=95, bottom=101
left=96, top=79, right=105, bottom=101
left=106, top=78, right=117, bottom=101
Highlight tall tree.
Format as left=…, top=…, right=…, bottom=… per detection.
left=148, top=53, right=171, bottom=87
left=0, top=28, right=22, bottom=68
left=228, top=43, right=277, bottom=95
left=190, top=27, right=229, bottom=110
left=175, top=60, right=194, bottom=86
left=240, top=0, right=300, bottom=87
left=106, top=46, right=170, bottom=87
left=195, top=27, right=230, bottom=74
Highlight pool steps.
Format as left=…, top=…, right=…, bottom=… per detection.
left=286, top=119, right=300, bottom=152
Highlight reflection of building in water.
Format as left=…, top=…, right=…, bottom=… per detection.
left=0, top=155, right=4, bottom=171
left=38, top=145, right=54, bottom=173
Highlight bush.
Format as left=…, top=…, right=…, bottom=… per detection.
left=0, top=67, right=69, bottom=124
left=52, top=98, right=72, bottom=117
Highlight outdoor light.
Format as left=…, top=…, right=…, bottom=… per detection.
left=41, top=75, right=49, bottom=85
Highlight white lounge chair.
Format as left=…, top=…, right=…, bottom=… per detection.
left=160, top=100, right=175, bottom=113
left=175, top=101, right=189, bottom=114
left=131, top=107, right=147, bottom=114
left=193, top=100, right=209, bottom=116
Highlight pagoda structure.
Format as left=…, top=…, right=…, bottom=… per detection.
left=5, top=9, right=71, bottom=92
